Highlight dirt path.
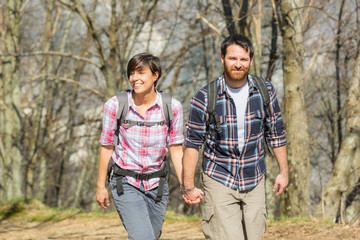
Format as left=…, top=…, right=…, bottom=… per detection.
left=1, top=213, right=359, bottom=240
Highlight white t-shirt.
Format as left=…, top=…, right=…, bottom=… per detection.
left=227, top=82, right=249, bottom=151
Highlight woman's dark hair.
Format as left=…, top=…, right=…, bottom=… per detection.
left=221, top=34, right=254, bottom=59
left=127, top=52, right=162, bottom=87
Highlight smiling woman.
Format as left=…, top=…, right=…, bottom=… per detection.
left=96, top=52, right=185, bottom=240
left=127, top=53, right=161, bottom=96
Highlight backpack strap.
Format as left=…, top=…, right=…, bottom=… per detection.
left=110, top=157, right=169, bottom=202
left=206, top=76, right=270, bottom=137
left=207, top=80, right=222, bottom=134
left=115, top=91, right=129, bottom=133
left=114, top=91, right=129, bottom=156
left=251, top=76, right=273, bottom=156
left=159, top=92, right=173, bottom=130
left=114, top=91, right=173, bottom=130
left=252, top=76, right=270, bottom=110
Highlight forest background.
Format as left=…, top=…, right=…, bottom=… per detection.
left=0, top=0, right=359, bottom=225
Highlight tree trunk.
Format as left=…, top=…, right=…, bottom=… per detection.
left=222, top=0, right=236, bottom=35
left=266, top=3, right=279, bottom=80
left=314, top=41, right=360, bottom=221
left=334, top=0, right=346, bottom=156
left=35, top=0, right=55, bottom=203
left=238, top=0, right=249, bottom=36
left=0, top=0, right=23, bottom=204
left=249, top=0, right=262, bottom=77
left=280, top=0, right=311, bottom=217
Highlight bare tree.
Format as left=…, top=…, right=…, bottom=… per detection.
left=314, top=40, right=360, bottom=222
left=0, top=0, right=23, bottom=204
left=280, top=0, right=311, bottom=217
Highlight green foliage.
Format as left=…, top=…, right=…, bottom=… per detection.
left=0, top=198, right=200, bottom=224
left=0, top=197, right=32, bottom=219
left=0, top=198, right=82, bottom=223
left=164, top=210, right=201, bottom=224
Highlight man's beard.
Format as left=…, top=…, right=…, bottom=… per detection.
left=223, top=63, right=249, bottom=81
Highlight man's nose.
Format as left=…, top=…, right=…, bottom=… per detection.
left=234, top=60, right=242, bottom=68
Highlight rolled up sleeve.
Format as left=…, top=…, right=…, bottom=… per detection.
left=264, top=83, right=287, bottom=148
left=184, top=88, right=208, bottom=149
left=167, top=98, right=184, bottom=146
left=99, top=96, right=118, bottom=146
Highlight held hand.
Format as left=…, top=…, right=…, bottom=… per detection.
left=181, top=187, right=204, bottom=205
left=273, top=173, right=289, bottom=196
left=96, top=187, right=110, bottom=209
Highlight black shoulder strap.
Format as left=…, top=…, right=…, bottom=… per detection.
left=159, top=92, right=173, bottom=129
left=206, top=76, right=270, bottom=136
left=252, top=76, right=270, bottom=110
left=115, top=91, right=129, bottom=135
left=115, top=90, right=173, bottom=130
left=207, top=80, right=222, bottom=134
left=113, top=91, right=129, bottom=156
left=251, top=76, right=273, bottom=155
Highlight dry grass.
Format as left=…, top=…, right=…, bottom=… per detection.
left=0, top=199, right=359, bottom=240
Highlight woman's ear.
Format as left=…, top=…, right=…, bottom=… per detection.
left=153, top=72, right=159, bottom=82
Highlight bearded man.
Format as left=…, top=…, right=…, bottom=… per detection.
left=181, top=34, right=289, bottom=240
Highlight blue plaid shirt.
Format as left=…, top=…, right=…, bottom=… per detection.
left=184, top=74, right=287, bottom=191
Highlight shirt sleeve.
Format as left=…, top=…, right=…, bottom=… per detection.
left=264, top=81, right=287, bottom=148
left=167, top=98, right=185, bottom=145
left=99, top=96, right=119, bottom=146
left=184, top=87, right=208, bottom=149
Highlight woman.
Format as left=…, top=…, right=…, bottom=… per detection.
left=96, top=52, right=184, bottom=240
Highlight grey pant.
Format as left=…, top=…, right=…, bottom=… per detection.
left=201, top=173, right=267, bottom=240
left=109, top=176, right=168, bottom=240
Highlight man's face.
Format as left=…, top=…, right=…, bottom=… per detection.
left=221, top=44, right=253, bottom=84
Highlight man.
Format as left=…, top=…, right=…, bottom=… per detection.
left=182, top=34, right=288, bottom=240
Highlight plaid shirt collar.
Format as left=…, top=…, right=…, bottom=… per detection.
left=128, top=89, right=162, bottom=113
left=218, top=73, right=258, bottom=96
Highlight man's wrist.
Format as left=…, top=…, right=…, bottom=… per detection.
left=180, top=184, right=196, bottom=192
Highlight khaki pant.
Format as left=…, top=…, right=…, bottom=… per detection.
left=201, top=173, right=267, bottom=240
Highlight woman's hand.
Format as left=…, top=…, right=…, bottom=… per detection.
left=96, top=186, right=110, bottom=209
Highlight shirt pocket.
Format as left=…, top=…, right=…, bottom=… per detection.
left=249, top=109, right=265, bottom=137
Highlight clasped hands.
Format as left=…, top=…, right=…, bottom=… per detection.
left=180, top=185, right=204, bottom=205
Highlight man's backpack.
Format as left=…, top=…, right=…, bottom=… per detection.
left=206, top=76, right=270, bottom=143
left=110, top=90, right=173, bottom=202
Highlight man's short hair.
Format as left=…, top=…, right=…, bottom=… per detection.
left=221, top=34, right=254, bottom=59
left=127, top=52, right=162, bottom=87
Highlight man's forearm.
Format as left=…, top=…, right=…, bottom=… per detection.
left=182, top=147, right=200, bottom=189
left=169, top=144, right=184, bottom=184
left=272, top=145, right=288, bottom=175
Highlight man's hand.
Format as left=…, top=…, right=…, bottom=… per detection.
left=272, top=145, right=289, bottom=196
left=96, top=187, right=110, bottom=209
left=273, top=173, right=288, bottom=196
left=181, top=187, right=204, bottom=205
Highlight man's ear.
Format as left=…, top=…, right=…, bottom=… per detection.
left=221, top=54, right=225, bottom=64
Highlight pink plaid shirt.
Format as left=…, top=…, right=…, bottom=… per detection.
left=100, top=90, right=184, bottom=190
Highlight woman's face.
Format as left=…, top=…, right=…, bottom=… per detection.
left=129, top=64, right=158, bottom=95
